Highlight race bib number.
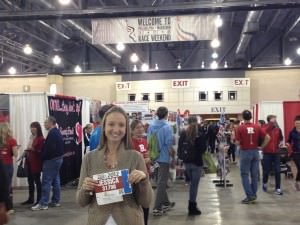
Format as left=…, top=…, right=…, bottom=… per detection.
left=93, top=169, right=132, bottom=205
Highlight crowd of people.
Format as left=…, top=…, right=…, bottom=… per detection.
left=0, top=105, right=300, bottom=225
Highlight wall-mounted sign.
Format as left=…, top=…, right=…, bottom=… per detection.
left=233, top=78, right=250, bottom=87
left=92, top=15, right=218, bottom=44
left=171, top=79, right=190, bottom=88
left=211, top=107, right=226, bottom=113
left=116, top=82, right=132, bottom=91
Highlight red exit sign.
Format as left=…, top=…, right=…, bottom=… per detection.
left=233, top=78, right=250, bottom=87
left=171, top=79, right=190, bottom=88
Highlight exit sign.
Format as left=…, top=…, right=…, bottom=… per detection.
left=233, top=78, right=250, bottom=87
left=171, top=79, right=190, bottom=88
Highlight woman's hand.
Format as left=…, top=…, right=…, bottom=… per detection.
left=128, top=169, right=147, bottom=184
left=82, top=177, right=98, bottom=192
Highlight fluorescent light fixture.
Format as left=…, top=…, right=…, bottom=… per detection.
left=177, top=63, right=181, bottom=69
left=284, top=57, right=292, bottom=66
left=23, top=44, right=32, bottom=55
left=201, top=61, right=205, bottom=68
left=116, top=43, right=125, bottom=51
left=130, top=53, right=139, bottom=63
left=224, top=61, right=228, bottom=68
left=211, top=39, right=220, bottom=48
left=297, top=47, right=300, bottom=56
left=212, top=52, right=218, bottom=59
left=74, top=65, right=82, bottom=73
left=8, top=66, right=16, bottom=74
left=133, top=64, right=137, bottom=72
left=52, top=55, right=61, bottom=65
left=58, top=0, right=71, bottom=5
left=141, top=63, right=149, bottom=71
left=210, top=61, right=218, bottom=69
left=215, top=15, right=223, bottom=27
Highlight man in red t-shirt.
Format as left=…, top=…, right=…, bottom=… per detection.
left=235, top=110, right=270, bottom=204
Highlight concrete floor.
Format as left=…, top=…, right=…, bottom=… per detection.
left=7, top=164, right=300, bottom=225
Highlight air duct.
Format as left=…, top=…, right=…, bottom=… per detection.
left=235, top=10, right=264, bottom=57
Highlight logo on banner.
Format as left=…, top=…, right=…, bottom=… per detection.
left=93, top=169, right=132, bottom=206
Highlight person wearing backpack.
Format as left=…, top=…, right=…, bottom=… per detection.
left=147, top=106, right=175, bottom=216
left=178, top=116, right=207, bottom=216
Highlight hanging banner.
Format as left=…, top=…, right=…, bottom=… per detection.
left=92, top=14, right=218, bottom=44
left=0, top=94, right=9, bottom=122
left=48, top=96, right=83, bottom=185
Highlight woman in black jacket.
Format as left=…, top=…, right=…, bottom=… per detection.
left=178, top=116, right=207, bottom=216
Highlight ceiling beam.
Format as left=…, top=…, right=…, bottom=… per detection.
left=0, top=1, right=300, bottom=21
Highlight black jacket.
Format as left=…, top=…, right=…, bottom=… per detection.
left=42, top=127, right=64, bottom=161
left=178, top=127, right=207, bottom=166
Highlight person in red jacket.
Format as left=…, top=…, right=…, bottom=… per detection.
left=262, top=115, right=284, bottom=195
left=130, top=119, right=150, bottom=225
left=21, top=122, right=45, bottom=205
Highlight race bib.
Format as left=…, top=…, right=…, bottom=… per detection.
left=93, top=169, right=132, bottom=205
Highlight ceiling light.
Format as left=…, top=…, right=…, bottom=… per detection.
left=113, top=66, right=116, bottom=73
left=224, top=61, right=228, bottom=68
left=210, top=61, right=218, bottom=69
left=8, top=66, right=16, bottom=75
left=74, top=65, right=82, bottom=73
left=155, top=63, right=159, bottom=70
left=23, top=44, right=32, bottom=55
left=214, top=15, right=223, bottom=27
left=58, top=0, right=71, bottom=5
left=133, top=64, right=137, bottom=72
left=248, top=62, right=252, bottom=68
left=297, top=47, right=300, bottom=55
left=116, top=43, right=125, bottom=51
left=130, top=53, right=139, bottom=63
left=284, top=57, right=292, bottom=66
left=52, top=55, right=61, bottom=65
left=211, top=39, right=220, bottom=48
left=212, top=52, right=218, bottom=59
left=201, top=61, right=205, bottom=68
left=141, top=63, right=149, bottom=71
left=177, top=63, right=181, bottom=69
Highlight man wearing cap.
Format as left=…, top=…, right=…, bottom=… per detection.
left=235, top=110, right=270, bottom=204
left=89, top=104, right=114, bottom=151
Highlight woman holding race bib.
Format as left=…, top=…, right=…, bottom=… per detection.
left=76, top=106, right=152, bottom=225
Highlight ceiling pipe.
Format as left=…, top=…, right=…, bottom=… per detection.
left=38, top=0, right=121, bottom=59
left=235, top=10, right=264, bottom=57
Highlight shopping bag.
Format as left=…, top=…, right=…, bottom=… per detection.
left=203, top=152, right=217, bottom=174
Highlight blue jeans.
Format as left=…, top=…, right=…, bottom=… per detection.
left=263, top=153, right=281, bottom=189
left=184, top=163, right=202, bottom=202
left=40, top=158, right=63, bottom=206
left=239, top=150, right=259, bottom=198
left=4, top=164, right=13, bottom=210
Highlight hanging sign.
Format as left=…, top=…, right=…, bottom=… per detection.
left=92, top=14, right=218, bottom=44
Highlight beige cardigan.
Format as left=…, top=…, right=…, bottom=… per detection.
left=76, top=145, right=153, bottom=225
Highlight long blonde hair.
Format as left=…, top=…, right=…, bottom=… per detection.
left=0, top=122, right=13, bottom=147
left=99, top=106, right=131, bottom=150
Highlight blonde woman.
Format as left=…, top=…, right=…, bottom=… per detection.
left=76, top=106, right=152, bottom=225
left=0, top=123, right=18, bottom=214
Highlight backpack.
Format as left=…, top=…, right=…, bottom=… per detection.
left=177, top=131, right=194, bottom=162
left=148, top=132, right=160, bottom=161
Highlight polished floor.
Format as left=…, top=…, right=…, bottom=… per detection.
left=7, top=164, right=300, bottom=225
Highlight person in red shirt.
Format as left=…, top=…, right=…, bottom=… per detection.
left=21, top=122, right=45, bottom=205
left=0, top=122, right=18, bottom=213
left=235, top=110, right=270, bottom=204
left=130, top=119, right=150, bottom=225
left=262, top=115, right=284, bottom=195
